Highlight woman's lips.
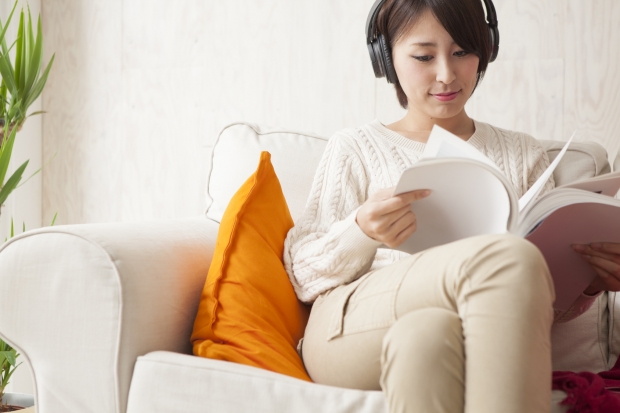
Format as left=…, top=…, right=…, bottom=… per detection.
left=432, top=91, right=460, bottom=102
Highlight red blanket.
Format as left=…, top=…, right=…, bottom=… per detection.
left=552, top=356, right=620, bottom=413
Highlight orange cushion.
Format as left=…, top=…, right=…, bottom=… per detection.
left=191, top=151, right=311, bottom=381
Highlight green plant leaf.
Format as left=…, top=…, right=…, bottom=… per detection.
left=16, top=151, right=57, bottom=189
left=0, top=53, right=17, bottom=94
left=0, top=0, right=19, bottom=55
left=24, top=53, right=54, bottom=110
left=14, top=10, right=24, bottom=93
left=26, top=110, right=46, bottom=117
left=51, top=211, right=57, bottom=226
left=0, top=351, right=16, bottom=366
left=22, top=221, right=25, bottom=232
left=0, top=124, right=18, bottom=185
left=25, top=21, right=44, bottom=100
left=10, top=217, right=14, bottom=238
left=0, top=159, right=28, bottom=205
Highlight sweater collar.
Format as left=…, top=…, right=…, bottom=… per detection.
left=369, top=119, right=488, bottom=152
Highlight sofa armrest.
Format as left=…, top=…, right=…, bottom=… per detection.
left=0, top=216, right=219, bottom=413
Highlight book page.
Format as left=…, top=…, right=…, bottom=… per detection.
left=423, top=125, right=500, bottom=170
left=392, top=158, right=515, bottom=255
left=525, top=201, right=620, bottom=310
left=559, top=170, right=620, bottom=197
left=518, top=132, right=575, bottom=213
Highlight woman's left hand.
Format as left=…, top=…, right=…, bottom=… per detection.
left=572, top=243, right=620, bottom=294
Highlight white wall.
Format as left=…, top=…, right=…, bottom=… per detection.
left=40, top=0, right=620, bottom=226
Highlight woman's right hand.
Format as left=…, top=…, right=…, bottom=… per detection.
left=356, top=187, right=431, bottom=248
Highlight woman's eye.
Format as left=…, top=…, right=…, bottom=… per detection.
left=412, top=55, right=433, bottom=62
left=454, top=50, right=470, bottom=57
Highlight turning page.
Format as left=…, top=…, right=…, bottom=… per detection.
left=518, top=132, right=575, bottom=214
left=422, top=125, right=500, bottom=170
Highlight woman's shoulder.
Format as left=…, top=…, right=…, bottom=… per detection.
left=474, top=120, right=544, bottom=151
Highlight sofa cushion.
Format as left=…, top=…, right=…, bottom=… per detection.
left=127, top=351, right=387, bottom=413
left=540, top=140, right=611, bottom=187
left=551, top=293, right=609, bottom=373
left=205, top=122, right=328, bottom=223
left=126, top=351, right=570, bottom=413
left=192, top=152, right=311, bottom=381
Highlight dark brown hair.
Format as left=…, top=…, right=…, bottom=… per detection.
left=376, top=0, right=491, bottom=109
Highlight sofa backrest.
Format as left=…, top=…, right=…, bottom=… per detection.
left=206, top=122, right=612, bottom=223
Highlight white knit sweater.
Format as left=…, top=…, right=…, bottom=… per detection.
left=283, top=119, right=598, bottom=320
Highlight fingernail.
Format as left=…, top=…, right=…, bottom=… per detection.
left=581, top=254, right=592, bottom=260
left=421, top=190, right=431, bottom=197
left=592, top=243, right=602, bottom=250
left=573, top=244, right=585, bottom=252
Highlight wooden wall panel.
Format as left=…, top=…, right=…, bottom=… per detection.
left=40, top=0, right=620, bottom=225
left=42, top=0, right=123, bottom=225
left=564, top=0, right=620, bottom=161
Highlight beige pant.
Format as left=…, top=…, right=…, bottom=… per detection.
left=302, top=234, right=555, bottom=413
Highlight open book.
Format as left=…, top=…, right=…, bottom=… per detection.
left=392, top=125, right=620, bottom=310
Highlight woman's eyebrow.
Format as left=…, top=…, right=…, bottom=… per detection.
left=409, top=42, right=436, bottom=47
left=408, top=41, right=457, bottom=47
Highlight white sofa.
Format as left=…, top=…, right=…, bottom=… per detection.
left=1, top=121, right=619, bottom=413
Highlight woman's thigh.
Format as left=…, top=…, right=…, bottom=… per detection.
left=301, top=233, right=552, bottom=390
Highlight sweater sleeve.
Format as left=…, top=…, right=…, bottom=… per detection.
left=283, top=132, right=382, bottom=303
left=522, top=134, right=599, bottom=322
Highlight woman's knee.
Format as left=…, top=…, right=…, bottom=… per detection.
left=382, top=308, right=463, bottom=374
left=381, top=309, right=464, bottom=411
left=465, top=234, right=555, bottom=309
left=473, top=234, right=552, bottom=285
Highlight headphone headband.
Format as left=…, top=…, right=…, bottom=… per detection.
left=366, top=0, right=500, bottom=84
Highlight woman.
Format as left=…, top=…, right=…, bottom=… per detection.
left=283, top=0, right=620, bottom=412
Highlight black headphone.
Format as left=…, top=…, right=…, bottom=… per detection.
left=366, top=0, right=500, bottom=84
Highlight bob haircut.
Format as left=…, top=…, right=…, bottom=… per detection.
left=375, top=0, right=491, bottom=109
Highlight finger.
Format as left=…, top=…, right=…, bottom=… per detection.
left=365, top=204, right=412, bottom=235
left=582, top=254, right=620, bottom=281
left=591, top=243, right=620, bottom=256
left=392, top=222, right=418, bottom=247
left=379, top=190, right=431, bottom=214
left=574, top=245, right=620, bottom=265
left=386, top=210, right=416, bottom=241
left=590, top=266, right=620, bottom=291
left=387, top=217, right=418, bottom=248
left=369, top=187, right=397, bottom=202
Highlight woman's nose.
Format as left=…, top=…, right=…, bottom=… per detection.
left=435, top=58, right=456, bottom=85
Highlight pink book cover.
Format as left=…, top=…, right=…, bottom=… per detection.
left=526, top=202, right=620, bottom=311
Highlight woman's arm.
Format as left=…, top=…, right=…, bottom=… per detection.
left=283, top=133, right=382, bottom=303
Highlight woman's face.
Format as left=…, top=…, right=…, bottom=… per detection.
left=391, top=8, right=480, bottom=121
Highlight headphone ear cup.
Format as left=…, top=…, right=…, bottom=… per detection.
left=488, top=26, right=499, bottom=62
left=368, top=39, right=384, bottom=79
left=378, top=34, right=398, bottom=84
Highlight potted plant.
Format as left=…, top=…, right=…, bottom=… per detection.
left=0, top=1, right=54, bottom=411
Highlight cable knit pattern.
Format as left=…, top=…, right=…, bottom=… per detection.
left=283, top=119, right=596, bottom=321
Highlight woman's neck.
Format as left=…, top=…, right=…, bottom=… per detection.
left=386, top=109, right=476, bottom=143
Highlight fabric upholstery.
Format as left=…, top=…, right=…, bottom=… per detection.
left=127, top=351, right=387, bottom=413
left=540, top=140, right=611, bottom=186
left=205, top=122, right=328, bottom=223
left=552, top=294, right=609, bottom=373
left=1, top=120, right=615, bottom=413
left=125, top=351, right=570, bottom=413
left=192, top=152, right=311, bottom=381
left=0, top=217, right=218, bottom=413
